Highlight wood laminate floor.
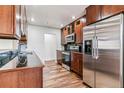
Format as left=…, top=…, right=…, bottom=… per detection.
left=43, top=61, right=88, bottom=88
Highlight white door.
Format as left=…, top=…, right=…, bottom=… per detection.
left=44, top=34, right=57, bottom=61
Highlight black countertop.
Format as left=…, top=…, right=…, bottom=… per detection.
left=0, top=51, right=44, bottom=71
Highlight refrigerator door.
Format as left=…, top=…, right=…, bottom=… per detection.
left=95, top=14, right=123, bottom=88
left=83, top=25, right=96, bottom=87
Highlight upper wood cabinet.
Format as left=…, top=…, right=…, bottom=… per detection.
left=61, top=27, right=68, bottom=45
left=75, top=20, right=83, bottom=44
left=75, top=16, right=86, bottom=44
left=0, top=5, right=28, bottom=39
left=86, top=5, right=124, bottom=25
left=101, top=5, right=112, bottom=19
left=86, top=5, right=101, bottom=25
left=101, top=5, right=124, bottom=19
left=111, top=5, right=124, bottom=14
left=61, top=29, right=64, bottom=45
left=0, top=5, right=21, bottom=39
left=0, top=6, right=14, bottom=36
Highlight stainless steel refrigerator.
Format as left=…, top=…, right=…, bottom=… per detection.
left=83, top=13, right=124, bottom=88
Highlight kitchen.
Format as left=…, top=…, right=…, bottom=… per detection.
left=0, top=4, right=124, bottom=89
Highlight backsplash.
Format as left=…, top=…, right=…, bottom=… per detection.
left=0, top=39, right=18, bottom=50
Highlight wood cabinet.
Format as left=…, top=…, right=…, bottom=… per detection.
left=86, top=5, right=124, bottom=25
left=101, top=5, right=112, bottom=19
left=0, top=71, right=18, bottom=88
left=86, top=5, right=101, bottom=25
left=0, top=6, right=14, bottom=36
left=56, top=50, right=62, bottom=65
left=75, top=16, right=86, bottom=44
left=0, top=5, right=28, bottom=39
left=61, top=27, right=68, bottom=45
left=18, top=68, right=43, bottom=88
left=0, top=5, right=21, bottom=39
left=61, top=28, right=65, bottom=45
left=111, top=5, right=124, bottom=14
left=71, top=52, right=83, bottom=77
left=75, top=20, right=83, bottom=44
left=0, top=67, right=43, bottom=88
left=101, top=5, right=124, bottom=19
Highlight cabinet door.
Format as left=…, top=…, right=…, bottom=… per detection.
left=101, top=5, right=112, bottom=19
left=86, top=5, right=101, bottom=25
left=57, top=50, right=62, bottom=65
left=101, top=5, right=124, bottom=19
left=18, top=68, right=43, bottom=88
left=111, top=5, right=124, bottom=14
left=61, top=27, right=68, bottom=45
left=0, top=71, right=18, bottom=88
left=0, top=5, right=14, bottom=35
left=78, top=54, right=83, bottom=76
left=61, top=29, right=65, bottom=45
left=71, top=53, right=80, bottom=74
left=75, top=20, right=83, bottom=44
left=63, top=27, right=68, bottom=37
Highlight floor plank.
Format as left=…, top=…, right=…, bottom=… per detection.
left=43, top=61, right=88, bottom=88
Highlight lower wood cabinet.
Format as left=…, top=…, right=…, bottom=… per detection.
left=0, top=71, right=18, bottom=88
left=0, top=67, right=43, bottom=88
left=71, top=52, right=83, bottom=78
left=56, top=50, right=62, bottom=65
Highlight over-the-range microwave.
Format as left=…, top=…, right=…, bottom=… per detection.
left=65, top=33, right=75, bottom=43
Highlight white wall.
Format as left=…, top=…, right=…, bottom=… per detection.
left=27, top=25, right=62, bottom=63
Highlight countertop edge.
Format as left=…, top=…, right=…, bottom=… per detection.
left=0, top=66, right=44, bottom=73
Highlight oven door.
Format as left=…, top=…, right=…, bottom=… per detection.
left=62, top=52, right=71, bottom=66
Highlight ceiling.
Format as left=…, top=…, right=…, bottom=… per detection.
left=26, top=5, right=88, bottom=29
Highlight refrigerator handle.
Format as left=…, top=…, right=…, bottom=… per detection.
left=95, top=36, right=99, bottom=59
left=92, top=36, right=95, bottom=58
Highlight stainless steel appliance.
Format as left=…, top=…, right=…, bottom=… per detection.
left=65, top=33, right=75, bottom=43
left=62, top=44, right=82, bottom=70
left=62, top=51, right=71, bottom=70
left=69, top=45, right=82, bottom=52
left=83, top=14, right=124, bottom=88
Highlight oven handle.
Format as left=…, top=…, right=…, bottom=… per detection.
left=62, top=52, right=70, bottom=56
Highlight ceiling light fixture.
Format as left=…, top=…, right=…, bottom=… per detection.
left=31, top=18, right=34, bottom=22
left=72, top=16, right=76, bottom=20
left=67, top=25, right=70, bottom=28
left=80, top=18, right=86, bottom=22
left=60, top=24, right=63, bottom=27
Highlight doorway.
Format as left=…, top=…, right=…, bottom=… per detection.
left=44, top=34, right=57, bottom=61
